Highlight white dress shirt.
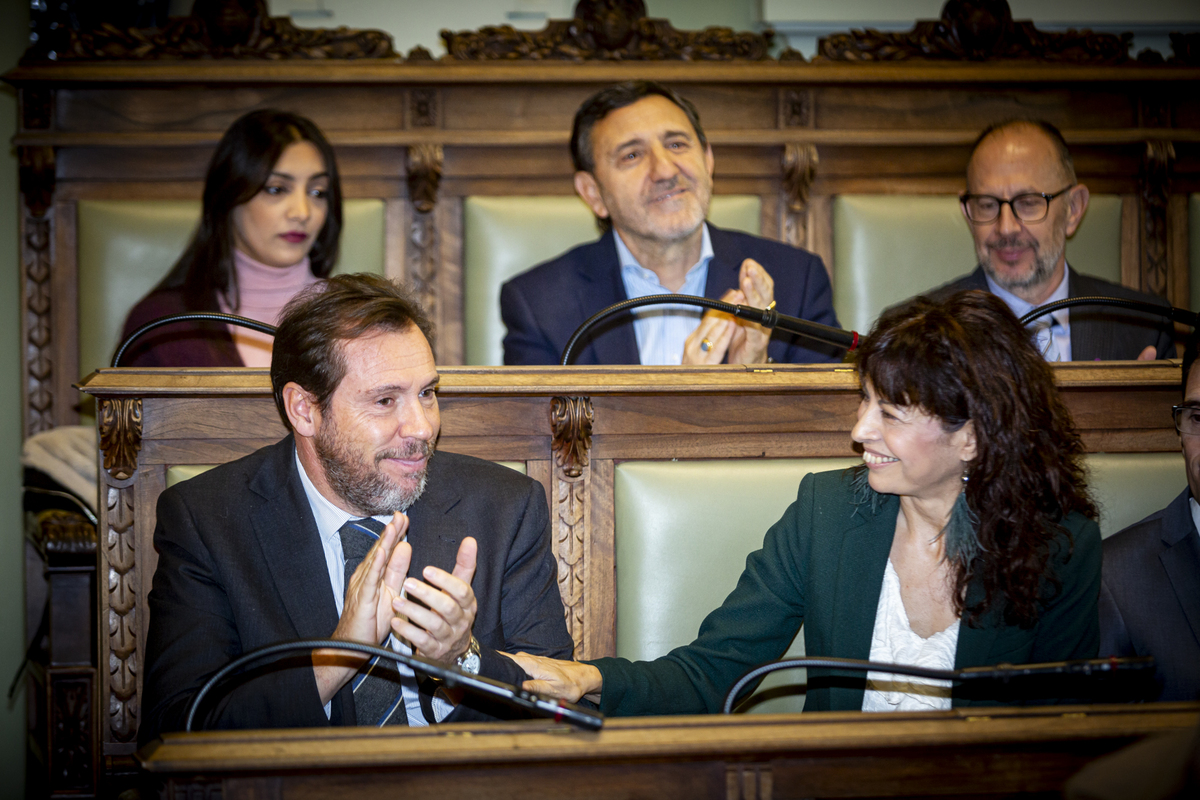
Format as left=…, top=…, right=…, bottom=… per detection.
left=985, top=267, right=1072, bottom=362
left=295, top=448, right=452, bottom=725
left=616, top=224, right=714, bottom=365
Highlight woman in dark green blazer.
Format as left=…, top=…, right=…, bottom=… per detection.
left=509, top=291, right=1101, bottom=714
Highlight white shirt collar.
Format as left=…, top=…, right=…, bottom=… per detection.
left=614, top=223, right=714, bottom=284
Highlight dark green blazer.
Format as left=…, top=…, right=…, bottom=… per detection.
left=592, top=469, right=1101, bottom=715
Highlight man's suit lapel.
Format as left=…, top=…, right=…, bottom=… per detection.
left=247, top=438, right=341, bottom=640
left=573, top=231, right=639, bottom=364
left=704, top=227, right=742, bottom=302
left=403, top=456, right=466, bottom=578
left=1159, top=492, right=1200, bottom=647
left=1066, top=268, right=1104, bottom=362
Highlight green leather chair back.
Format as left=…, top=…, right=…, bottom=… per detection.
left=77, top=198, right=386, bottom=378
left=462, top=195, right=763, bottom=366
left=612, top=451, right=1184, bottom=712
left=832, top=194, right=1124, bottom=335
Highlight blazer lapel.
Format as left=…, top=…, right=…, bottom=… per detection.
left=704, top=227, right=742, bottom=303
left=574, top=231, right=639, bottom=364
left=829, top=498, right=895, bottom=662
left=247, top=438, right=341, bottom=641
left=404, top=456, right=466, bottom=578
left=1159, top=493, right=1200, bottom=647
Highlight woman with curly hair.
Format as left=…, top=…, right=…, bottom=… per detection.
left=118, top=108, right=343, bottom=367
left=508, top=290, right=1101, bottom=713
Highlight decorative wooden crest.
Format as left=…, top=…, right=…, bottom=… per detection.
left=442, top=0, right=772, bottom=62
left=407, top=144, right=444, bottom=215
left=24, top=0, right=396, bottom=61
left=98, top=398, right=142, bottom=481
left=816, top=0, right=1130, bottom=64
left=550, top=397, right=594, bottom=479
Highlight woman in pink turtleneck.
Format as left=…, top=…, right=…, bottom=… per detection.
left=118, top=109, right=342, bottom=368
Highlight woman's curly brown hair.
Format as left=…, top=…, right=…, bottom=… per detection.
left=854, top=290, right=1097, bottom=627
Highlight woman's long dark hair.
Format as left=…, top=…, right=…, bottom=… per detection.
left=157, top=109, right=343, bottom=311
left=855, top=290, right=1097, bottom=627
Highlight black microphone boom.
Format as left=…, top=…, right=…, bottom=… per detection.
left=1019, top=296, right=1200, bottom=329
left=183, top=638, right=603, bottom=733
left=559, top=294, right=858, bottom=366
left=721, top=655, right=1156, bottom=714
left=111, top=312, right=278, bottom=368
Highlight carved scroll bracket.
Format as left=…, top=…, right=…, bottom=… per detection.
left=21, top=146, right=57, bottom=437
left=407, top=143, right=444, bottom=214
left=1139, top=140, right=1175, bottom=300
left=406, top=144, right=444, bottom=320
left=551, top=396, right=594, bottom=479
left=781, top=143, right=818, bottom=250
left=99, top=398, right=143, bottom=482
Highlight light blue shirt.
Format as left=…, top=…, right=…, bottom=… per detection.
left=295, top=449, right=452, bottom=726
left=985, top=267, right=1072, bottom=362
left=616, top=224, right=714, bottom=365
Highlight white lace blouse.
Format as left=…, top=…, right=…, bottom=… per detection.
left=862, top=559, right=960, bottom=712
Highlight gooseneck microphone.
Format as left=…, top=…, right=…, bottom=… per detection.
left=1020, top=296, right=1199, bottom=328
left=559, top=294, right=859, bottom=366
left=184, top=638, right=604, bottom=732
left=721, top=656, right=1157, bottom=714
left=111, top=312, right=277, bottom=368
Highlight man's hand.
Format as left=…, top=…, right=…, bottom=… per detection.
left=500, top=651, right=603, bottom=704
left=314, top=512, right=411, bottom=704
left=681, top=259, right=774, bottom=366
left=1137, top=345, right=1157, bottom=361
left=391, top=536, right=479, bottom=665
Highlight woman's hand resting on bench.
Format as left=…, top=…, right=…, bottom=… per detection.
left=500, top=652, right=603, bottom=704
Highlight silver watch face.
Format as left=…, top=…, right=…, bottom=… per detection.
left=458, top=651, right=481, bottom=675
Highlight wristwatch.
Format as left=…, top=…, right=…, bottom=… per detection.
left=455, top=636, right=481, bottom=675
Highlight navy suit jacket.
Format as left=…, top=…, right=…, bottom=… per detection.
left=140, top=436, right=573, bottom=743
left=924, top=266, right=1176, bottom=361
left=500, top=225, right=843, bottom=365
left=1100, top=487, right=1200, bottom=701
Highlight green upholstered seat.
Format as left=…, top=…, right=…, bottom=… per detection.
left=77, top=198, right=386, bottom=378
left=611, top=451, right=1185, bottom=712
left=462, top=195, right=762, bottom=366
left=832, top=194, right=1124, bottom=335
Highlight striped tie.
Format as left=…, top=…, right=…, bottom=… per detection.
left=339, top=517, right=408, bottom=726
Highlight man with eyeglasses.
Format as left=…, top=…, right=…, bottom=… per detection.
left=1098, top=338, right=1200, bottom=701
left=924, top=119, right=1174, bottom=361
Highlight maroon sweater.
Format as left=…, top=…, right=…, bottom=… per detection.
left=117, top=290, right=242, bottom=368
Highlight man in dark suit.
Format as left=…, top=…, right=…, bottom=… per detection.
left=140, top=274, right=572, bottom=743
left=500, top=81, right=841, bottom=366
left=1099, top=341, right=1200, bottom=701
left=923, top=119, right=1173, bottom=361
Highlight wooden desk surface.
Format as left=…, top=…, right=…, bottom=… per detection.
left=139, top=703, right=1200, bottom=799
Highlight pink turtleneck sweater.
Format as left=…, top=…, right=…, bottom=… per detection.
left=218, top=250, right=321, bottom=367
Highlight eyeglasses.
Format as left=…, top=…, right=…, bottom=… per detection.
left=1172, top=404, right=1200, bottom=435
left=960, top=186, right=1075, bottom=224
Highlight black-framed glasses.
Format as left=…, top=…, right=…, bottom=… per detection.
left=1172, top=404, right=1200, bottom=435
left=960, top=186, right=1075, bottom=224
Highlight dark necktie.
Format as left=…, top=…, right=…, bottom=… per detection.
left=339, top=517, right=408, bottom=726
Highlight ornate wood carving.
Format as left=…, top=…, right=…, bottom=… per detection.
left=49, top=675, right=94, bottom=793
left=781, top=143, right=819, bottom=250
left=103, top=480, right=138, bottom=744
left=816, top=0, right=1131, bottom=63
left=442, top=0, right=771, bottom=62
left=1139, top=140, right=1175, bottom=300
left=1171, top=33, right=1200, bottom=66
left=550, top=397, right=593, bottom=479
left=411, top=88, right=438, bottom=128
left=780, top=89, right=810, bottom=128
left=407, top=144, right=443, bottom=215
left=20, top=147, right=56, bottom=437
left=21, top=89, right=52, bottom=130
left=549, top=396, right=594, bottom=652
left=99, top=398, right=143, bottom=482
left=28, top=511, right=97, bottom=557
left=25, top=0, right=395, bottom=61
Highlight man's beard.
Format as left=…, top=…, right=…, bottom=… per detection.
left=314, top=418, right=434, bottom=516
left=980, top=234, right=1063, bottom=294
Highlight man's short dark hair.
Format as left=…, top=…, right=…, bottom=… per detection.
left=270, top=273, right=435, bottom=430
left=570, top=80, right=708, bottom=174
left=969, top=118, right=1077, bottom=185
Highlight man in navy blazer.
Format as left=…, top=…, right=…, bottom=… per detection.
left=922, top=119, right=1173, bottom=362
left=1099, top=341, right=1200, bottom=701
left=141, top=275, right=571, bottom=742
left=501, top=81, right=841, bottom=366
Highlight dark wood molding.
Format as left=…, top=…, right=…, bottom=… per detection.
left=1139, top=140, right=1175, bottom=299
left=99, top=398, right=143, bottom=482
left=49, top=674, right=95, bottom=794
left=406, top=143, right=443, bottom=214
left=23, top=0, right=396, bottom=62
left=550, top=396, right=594, bottom=479
left=21, top=200, right=54, bottom=438
left=441, top=0, right=772, bottom=62
left=1171, top=32, right=1200, bottom=66
left=101, top=476, right=137, bottom=745
left=816, top=0, right=1132, bottom=63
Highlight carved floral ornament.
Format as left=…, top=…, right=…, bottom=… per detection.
left=550, top=396, right=594, bottom=479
